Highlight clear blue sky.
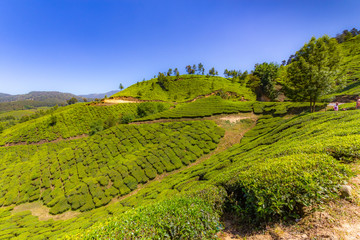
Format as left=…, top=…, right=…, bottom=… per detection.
left=0, top=0, right=359, bottom=95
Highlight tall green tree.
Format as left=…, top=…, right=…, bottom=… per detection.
left=185, top=65, right=194, bottom=74
left=208, top=67, right=218, bottom=76
left=198, top=63, right=204, bottom=75
left=285, top=35, right=345, bottom=112
left=253, top=62, right=279, bottom=101
left=119, top=83, right=124, bottom=90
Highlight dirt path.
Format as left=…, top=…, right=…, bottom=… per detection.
left=12, top=201, right=81, bottom=221
left=1, top=134, right=88, bottom=147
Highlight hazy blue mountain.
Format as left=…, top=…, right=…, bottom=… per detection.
left=79, top=90, right=118, bottom=99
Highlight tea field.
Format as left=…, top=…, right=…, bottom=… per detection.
left=0, top=105, right=357, bottom=239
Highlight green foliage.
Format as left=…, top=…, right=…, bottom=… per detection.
left=69, top=198, right=220, bottom=240
left=253, top=62, right=279, bottom=100
left=136, top=102, right=168, bottom=118
left=225, top=154, right=350, bottom=222
left=120, top=113, right=135, bottom=124
left=89, top=120, right=103, bottom=136
left=285, top=35, right=345, bottom=112
left=136, top=96, right=326, bottom=121
left=67, top=97, right=78, bottom=105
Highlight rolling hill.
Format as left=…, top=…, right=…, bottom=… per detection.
left=111, top=74, right=256, bottom=102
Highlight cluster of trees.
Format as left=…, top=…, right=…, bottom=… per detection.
left=185, top=63, right=205, bottom=75
left=335, top=27, right=360, bottom=43
left=221, top=35, right=345, bottom=112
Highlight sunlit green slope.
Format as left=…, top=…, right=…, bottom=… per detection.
left=112, top=74, right=256, bottom=102
left=0, top=107, right=357, bottom=239
left=71, top=110, right=357, bottom=239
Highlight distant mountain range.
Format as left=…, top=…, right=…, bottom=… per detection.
left=0, top=90, right=119, bottom=112
left=0, top=91, right=78, bottom=103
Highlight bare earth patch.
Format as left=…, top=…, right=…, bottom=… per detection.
left=219, top=115, right=251, bottom=124
left=12, top=202, right=81, bottom=221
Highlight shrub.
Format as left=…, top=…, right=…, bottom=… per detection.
left=89, top=120, right=103, bottom=136
left=224, top=153, right=351, bottom=222
left=120, top=114, right=135, bottom=124
left=136, top=102, right=168, bottom=118
left=69, top=198, right=220, bottom=240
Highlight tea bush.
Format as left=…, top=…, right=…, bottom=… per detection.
left=69, top=198, right=220, bottom=240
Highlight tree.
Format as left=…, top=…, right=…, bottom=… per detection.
left=208, top=67, right=217, bottom=76
left=198, top=63, right=204, bottom=75
left=185, top=65, right=195, bottom=74
left=285, top=35, right=345, bottom=112
left=192, top=64, right=197, bottom=73
left=48, top=114, right=57, bottom=126
left=167, top=68, right=173, bottom=76
left=224, top=69, right=229, bottom=78
left=157, top=72, right=169, bottom=90
left=253, top=62, right=279, bottom=101
left=173, top=68, right=180, bottom=77
left=119, top=83, right=124, bottom=90
left=67, top=97, right=78, bottom=105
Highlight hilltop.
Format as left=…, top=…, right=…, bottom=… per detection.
left=112, top=74, right=256, bottom=102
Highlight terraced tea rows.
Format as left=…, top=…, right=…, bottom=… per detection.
left=0, top=121, right=224, bottom=216
left=0, top=110, right=356, bottom=239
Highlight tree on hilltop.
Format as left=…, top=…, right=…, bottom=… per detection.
left=67, top=97, right=78, bottom=105
left=174, top=68, right=180, bottom=77
left=285, top=35, right=345, bottom=112
left=198, top=63, right=205, bottom=75
left=167, top=68, right=173, bottom=76
left=208, top=67, right=218, bottom=76
left=185, top=65, right=195, bottom=74
left=119, top=83, right=124, bottom=90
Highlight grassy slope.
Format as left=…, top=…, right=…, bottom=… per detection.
left=112, top=75, right=256, bottom=102
left=0, top=108, right=357, bottom=239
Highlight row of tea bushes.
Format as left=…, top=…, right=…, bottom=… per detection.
left=0, top=121, right=224, bottom=215
left=135, top=96, right=327, bottom=121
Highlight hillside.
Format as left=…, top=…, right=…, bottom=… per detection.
left=0, top=95, right=358, bottom=239
left=111, top=74, right=256, bottom=102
